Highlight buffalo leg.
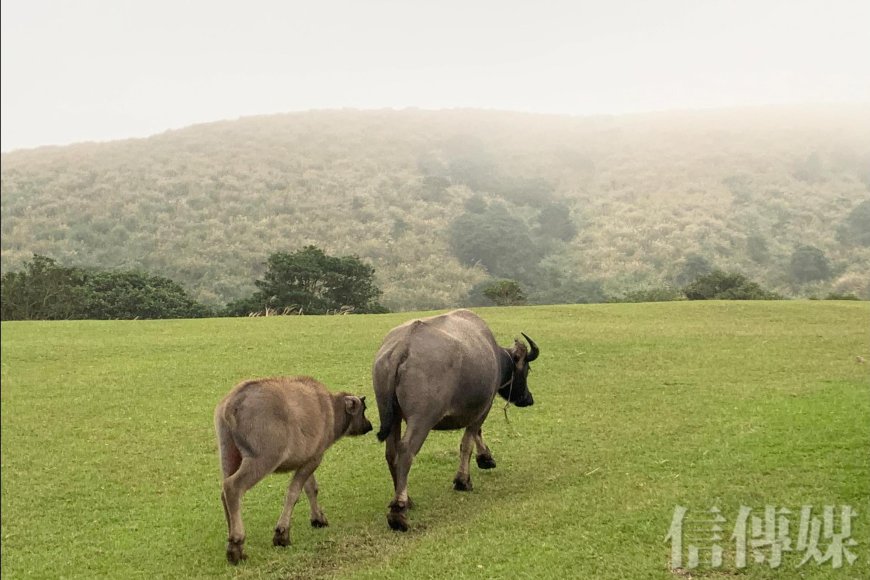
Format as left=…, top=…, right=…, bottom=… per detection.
left=273, top=457, right=322, bottom=547
left=474, top=429, right=497, bottom=469
left=453, top=428, right=476, bottom=491
left=388, top=422, right=430, bottom=532
left=304, top=474, right=328, bottom=528
left=384, top=421, right=413, bottom=508
left=222, top=456, right=277, bottom=564
left=384, top=420, right=401, bottom=490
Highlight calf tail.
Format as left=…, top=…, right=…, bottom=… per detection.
left=374, top=350, right=405, bottom=443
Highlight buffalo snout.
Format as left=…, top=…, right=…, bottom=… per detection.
left=515, top=392, right=534, bottom=407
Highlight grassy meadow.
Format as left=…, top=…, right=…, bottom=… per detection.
left=1, top=302, right=868, bottom=579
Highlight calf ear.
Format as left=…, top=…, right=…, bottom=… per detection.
left=344, top=396, right=363, bottom=414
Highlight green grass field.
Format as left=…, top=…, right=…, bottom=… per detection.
left=2, top=302, right=868, bottom=579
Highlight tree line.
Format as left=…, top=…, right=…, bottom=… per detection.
left=1, top=247, right=385, bottom=321
left=4, top=244, right=859, bottom=320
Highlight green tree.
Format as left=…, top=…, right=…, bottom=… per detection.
left=234, top=246, right=385, bottom=315
left=683, top=270, right=781, bottom=300
left=746, top=234, right=770, bottom=264
left=0, top=254, right=87, bottom=320
left=789, top=245, right=832, bottom=284
left=81, top=271, right=211, bottom=319
left=464, top=194, right=488, bottom=214
left=448, top=205, right=540, bottom=281
left=674, top=254, right=713, bottom=287
left=836, top=200, right=870, bottom=247
left=536, top=201, right=577, bottom=241
left=482, top=279, right=527, bottom=306
left=0, top=254, right=209, bottom=320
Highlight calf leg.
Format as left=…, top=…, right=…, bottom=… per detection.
left=474, top=428, right=497, bottom=469
left=273, top=457, right=322, bottom=547
left=388, top=422, right=430, bottom=532
left=453, top=428, right=476, bottom=491
left=304, top=474, right=328, bottom=528
left=222, top=456, right=277, bottom=564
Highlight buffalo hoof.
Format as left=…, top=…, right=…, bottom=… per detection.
left=387, top=500, right=409, bottom=532
left=226, top=538, right=247, bottom=564
left=311, top=516, right=329, bottom=528
left=272, top=526, right=291, bottom=547
left=453, top=476, right=473, bottom=491
left=387, top=511, right=409, bottom=532
left=476, top=454, right=497, bottom=469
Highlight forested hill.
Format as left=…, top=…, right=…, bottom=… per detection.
left=2, top=105, right=869, bottom=310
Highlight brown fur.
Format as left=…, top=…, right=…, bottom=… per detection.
left=214, top=376, right=372, bottom=564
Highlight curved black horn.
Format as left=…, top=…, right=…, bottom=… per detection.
left=521, top=333, right=539, bottom=362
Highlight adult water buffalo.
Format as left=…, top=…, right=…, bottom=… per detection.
left=372, top=308, right=539, bottom=531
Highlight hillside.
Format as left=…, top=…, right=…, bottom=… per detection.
left=2, top=106, right=869, bottom=309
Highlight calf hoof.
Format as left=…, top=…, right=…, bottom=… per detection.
left=226, top=539, right=247, bottom=565
left=476, top=453, right=497, bottom=469
left=387, top=500, right=409, bottom=532
left=453, top=476, right=473, bottom=491
left=310, top=516, right=329, bottom=528
left=272, top=526, right=291, bottom=547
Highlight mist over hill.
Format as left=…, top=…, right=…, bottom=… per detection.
left=2, top=105, right=869, bottom=310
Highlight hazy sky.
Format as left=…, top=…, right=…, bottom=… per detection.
left=2, top=0, right=869, bottom=151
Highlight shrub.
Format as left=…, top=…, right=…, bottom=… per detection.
left=683, top=270, right=782, bottom=301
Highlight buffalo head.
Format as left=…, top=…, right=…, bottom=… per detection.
left=498, top=332, right=539, bottom=407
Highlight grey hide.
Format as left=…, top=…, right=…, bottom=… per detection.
left=372, top=309, right=539, bottom=531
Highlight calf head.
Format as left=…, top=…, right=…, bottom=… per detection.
left=344, top=395, right=374, bottom=435
left=498, top=332, right=539, bottom=407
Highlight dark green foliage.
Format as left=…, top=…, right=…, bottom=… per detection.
left=746, top=234, right=770, bottom=264
left=81, top=271, right=212, bottom=319
left=481, top=279, right=527, bottom=306
left=789, top=245, right=832, bottom=283
left=530, top=276, right=609, bottom=305
left=494, top=176, right=555, bottom=206
left=723, top=173, right=753, bottom=204
left=464, top=194, right=488, bottom=214
left=683, top=270, right=782, bottom=300
left=825, top=292, right=860, bottom=300
left=465, top=280, right=496, bottom=307
left=229, top=246, right=385, bottom=315
left=536, top=201, right=577, bottom=241
left=0, top=255, right=87, bottom=320
left=837, top=199, right=870, bottom=247
left=448, top=205, right=541, bottom=281
left=615, top=286, right=683, bottom=303
left=674, top=254, right=713, bottom=287
left=0, top=254, right=210, bottom=320
left=419, top=176, right=450, bottom=202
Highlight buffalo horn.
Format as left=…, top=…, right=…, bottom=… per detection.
left=521, top=332, right=539, bottom=362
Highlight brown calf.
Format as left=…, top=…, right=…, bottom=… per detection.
left=214, top=376, right=373, bottom=564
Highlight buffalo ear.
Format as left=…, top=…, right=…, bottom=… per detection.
left=344, top=396, right=362, bottom=414
left=511, top=339, right=528, bottom=363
